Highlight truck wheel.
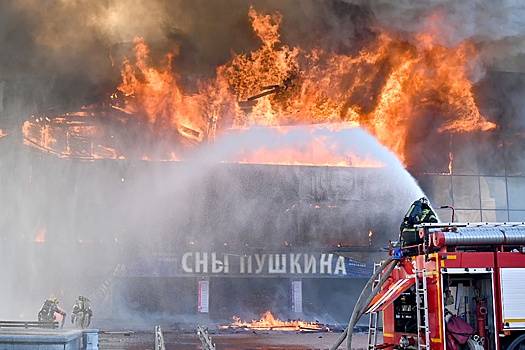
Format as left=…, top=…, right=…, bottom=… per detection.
left=507, top=334, right=525, bottom=350
left=466, top=338, right=484, bottom=350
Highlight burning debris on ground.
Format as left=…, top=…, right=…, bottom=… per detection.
left=2, top=1, right=525, bottom=350
left=219, top=311, right=331, bottom=333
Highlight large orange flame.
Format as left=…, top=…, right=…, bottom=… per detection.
left=221, top=124, right=386, bottom=168
left=112, top=7, right=495, bottom=166
left=22, top=7, right=496, bottom=167
left=116, top=37, right=207, bottom=142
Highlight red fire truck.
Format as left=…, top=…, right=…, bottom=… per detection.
left=366, top=222, right=525, bottom=350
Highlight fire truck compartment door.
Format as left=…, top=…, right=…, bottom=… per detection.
left=366, top=278, right=414, bottom=314
left=501, top=268, right=525, bottom=329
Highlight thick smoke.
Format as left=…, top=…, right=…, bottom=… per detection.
left=345, top=0, right=525, bottom=70
left=0, top=0, right=376, bottom=119
left=2, top=0, right=524, bottom=115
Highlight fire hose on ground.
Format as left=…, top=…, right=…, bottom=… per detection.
left=330, top=257, right=398, bottom=350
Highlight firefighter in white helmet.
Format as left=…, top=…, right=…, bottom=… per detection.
left=71, top=295, right=93, bottom=329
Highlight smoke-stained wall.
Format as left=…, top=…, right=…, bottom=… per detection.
left=0, top=121, right=422, bottom=321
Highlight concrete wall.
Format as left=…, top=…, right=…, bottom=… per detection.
left=0, top=329, right=95, bottom=350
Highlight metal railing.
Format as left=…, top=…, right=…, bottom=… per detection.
left=0, top=320, right=59, bottom=329
left=197, top=326, right=215, bottom=350
left=154, top=325, right=166, bottom=350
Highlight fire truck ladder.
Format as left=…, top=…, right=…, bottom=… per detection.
left=367, top=262, right=383, bottom=350
left=415, top=268, right=431, bottom=350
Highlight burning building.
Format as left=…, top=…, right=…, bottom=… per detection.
left=1, top=0, right=525, bottom=327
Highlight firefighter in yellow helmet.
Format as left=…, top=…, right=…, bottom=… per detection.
left=38, top=297, right=66, bottom=328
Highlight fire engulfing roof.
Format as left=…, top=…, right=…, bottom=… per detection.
left=22, top=105, right=394, bottom=168
left=22, top=106, right=200, bottom=161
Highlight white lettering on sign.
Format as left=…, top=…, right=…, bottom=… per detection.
left=304, top=254, right=317, bottom=274
left=223, top=254, right=230, bottom=273
left=268, top=254, right=287, bottom=274
left=290, top=253, right=302, bottom=274
left=182, top=252, right=193, bottom=273
left=179, top=252, right=363, bottom=276
left=334, top=256, right=347, bottom=275
left=211, top=253, right=224, bottom=273
left=255, top=254, right=266, bottom=274
left=320, top=253, right=333, bottom=274
left=195, top=252, right=208, bottom=273
left=240, top=255, right=253, bottom=274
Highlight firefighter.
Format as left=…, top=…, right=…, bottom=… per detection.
left=399, top=197, right=438, bottom=247
left=38, top=297, right=66, bottom=328
left=71, top=295, right=93, bottom=329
